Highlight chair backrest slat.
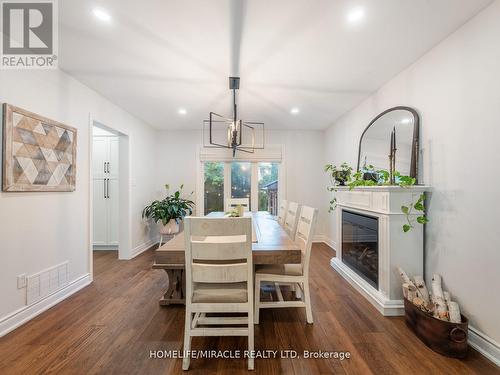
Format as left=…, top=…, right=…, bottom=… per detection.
left=284, top=201, right=300, bottom=240
left=277, top=200, right=288, bottom=226
left=226, top=198, right=250, bottom=212
left=191, top=236, right=248, bottom=260
left=192, top=263, right=248, bottom=283
left=189, top=217, right=250, bottom=236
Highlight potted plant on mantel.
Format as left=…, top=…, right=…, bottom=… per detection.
left=142, top=184, right=195, bottom=236
left=324, top=162, right=429, bottom=232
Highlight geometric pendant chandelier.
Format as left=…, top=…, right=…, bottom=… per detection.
left=203, top=77, right=265, bottom=156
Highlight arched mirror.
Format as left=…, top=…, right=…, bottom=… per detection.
left=357, top=106, right=419, bottom=181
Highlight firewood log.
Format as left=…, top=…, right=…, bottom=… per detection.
left=402, top=283, right=410, bottom=299
left=412, top=297, right=432, bottom=313
left=413, top=275, right=430, bottom=306
left=398, top=267, right=412, bottom=284
left=448, top=301, right=462, bottom=323
left=443, top=291, right=451, bottom=305
left=431, top=274, right=449, bottom=321
left=398, top=267, right=422, bottom=297
left=412, top=297, right=425, bottom=307
left=407, top=283, right=417, bottom=302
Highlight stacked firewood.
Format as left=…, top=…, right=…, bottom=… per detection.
left=398, top=267, right=462, bottom=323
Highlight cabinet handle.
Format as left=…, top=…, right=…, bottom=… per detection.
left=107, top=162, right=110, bottom=174
left=103, top=179, right=106, bottom=199
left=107, top=179, right=110, bottom=198
left=104, top=162, right=106, bottom=174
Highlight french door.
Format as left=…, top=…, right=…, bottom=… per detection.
left=203, top=161, right=280, bottom=216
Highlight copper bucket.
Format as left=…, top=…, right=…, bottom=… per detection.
left=404, top=298, right=469, bottom=358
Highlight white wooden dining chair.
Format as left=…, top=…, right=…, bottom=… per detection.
left=182, top=217, right=254, bottom=371
left=226, top=198, right=250, bottom=212
left=254, top=206, right=318, bottom=324
left=283, top=201, right=300, bottom=240
left=277, top=200, right=288, bottom=226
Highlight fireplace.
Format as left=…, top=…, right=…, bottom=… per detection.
left=342, top=210, right=378, bottom=289
left=331, top=186, right=426, bottom=316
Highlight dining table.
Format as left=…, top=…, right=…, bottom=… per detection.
left=152, top=211, right=301, bottom=305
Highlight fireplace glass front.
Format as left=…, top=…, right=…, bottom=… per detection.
left=342, top=210, right=379, bottom=289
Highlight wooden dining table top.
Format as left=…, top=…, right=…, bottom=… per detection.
left=154, top=211, right=302, bottom=265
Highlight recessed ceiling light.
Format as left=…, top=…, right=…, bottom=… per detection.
left=93, top=8, right=111, bottom=22
left=347, top=7, right=365, bottom=24
left=178, top=108, right=187, bottom=115
left=290, top=107, right=300, bottom=115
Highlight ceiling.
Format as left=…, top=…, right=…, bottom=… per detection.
left=59, top=0, right=493, bottom=130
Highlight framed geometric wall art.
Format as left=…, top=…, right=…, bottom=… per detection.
left=2, top=104, right=77, bottom=192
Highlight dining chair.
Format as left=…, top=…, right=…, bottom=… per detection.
left=277, top=200, right=288, bottom=226
left=254, top=205, right=318, bottom=324
left=226, top=198, right=250, bottom=212
left=283, top=201, right=300, bottom=240
left=182, top=217, right=254, bottom=371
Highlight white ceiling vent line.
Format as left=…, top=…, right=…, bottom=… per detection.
left=26, top=262, right=69, bottom=305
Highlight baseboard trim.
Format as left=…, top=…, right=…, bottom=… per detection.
left=313, top=235, right=337, bottom=250
left=323, top=237, right=337, bottom=250
left=468, top=326, right=500, bottom=367
left=130, top=237, right=159, bottom=259
left=312, top=234, right=325, bottom=243
left=0, top=273, right=91, bottom=338
left=93, top=245, right=119, bottom=251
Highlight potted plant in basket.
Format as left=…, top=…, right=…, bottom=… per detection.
left=142, top=184, right=195, bottom=235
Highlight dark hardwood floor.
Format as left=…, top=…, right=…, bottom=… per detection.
left=0, top=244, right=498, bottom=375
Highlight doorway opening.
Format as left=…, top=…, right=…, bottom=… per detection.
left=90, top=121, right=130, bottom=265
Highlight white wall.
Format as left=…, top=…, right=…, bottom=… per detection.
left=155, top=129, right=328, bottom=237
left=0, top=69, right=158, bottom=322
left=323, top=0, right=500, bottom=346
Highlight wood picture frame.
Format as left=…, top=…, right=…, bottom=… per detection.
left=2, top=104, right=77, bottom=192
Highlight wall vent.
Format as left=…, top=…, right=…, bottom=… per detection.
left=26, top=262, right=69, bottom=305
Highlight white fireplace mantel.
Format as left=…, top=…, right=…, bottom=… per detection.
left=330, top=185, right=430, bottom=316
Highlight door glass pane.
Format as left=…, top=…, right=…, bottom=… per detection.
left=204, top=162, right=224, bottom=215
left=258, top=162, right=279, bottom=215
left=231, top=162, right=251, bottom=210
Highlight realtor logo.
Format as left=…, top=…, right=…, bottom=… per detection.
left=1, top=0, right=58, bottom=68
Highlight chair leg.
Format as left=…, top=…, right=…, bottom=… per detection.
left=303, top=279, right=313, bottom=324
left=248, top=309, right=255, bottom=370
left=182, top=312, right=192, bottom=370
left=254, top=277, right=261, bottom=324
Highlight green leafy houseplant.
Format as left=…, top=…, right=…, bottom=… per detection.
left=324, top=162, right=353, bottom=186
left=142, top=184, right=195, bottom=226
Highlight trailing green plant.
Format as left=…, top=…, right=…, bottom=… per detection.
left=324, top=162, right=353, bottom=212
left=395, top=171, right=416, bottom=187
left=325, top=163, right=429, bottom=233
left=142, top=184, right=195, bottom=225
left=348, top=165, right=389, bottom=189
left=401, top=193, right=429, bottom=232
left=393, top=172, right=427, bottom=232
